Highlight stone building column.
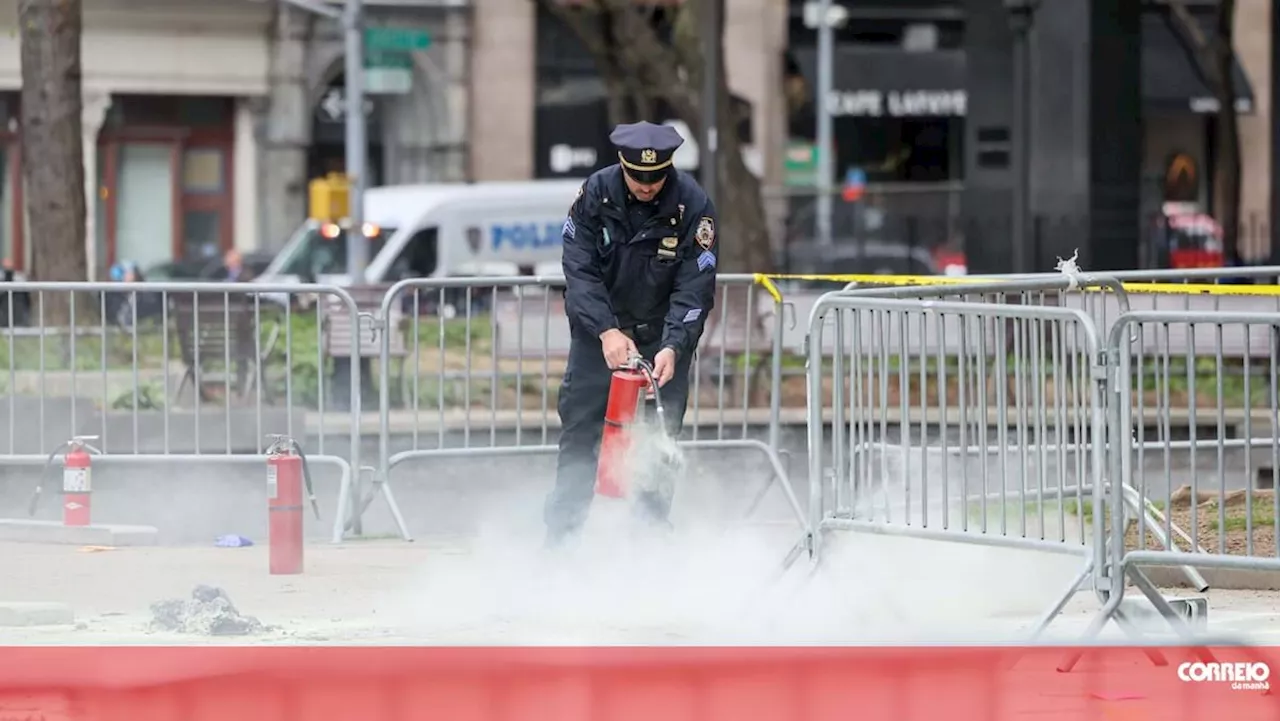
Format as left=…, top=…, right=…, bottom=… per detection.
left=234, top=97, right=265, bottom=252
left=262, top=3, right=312, bottom=251
left=1233, top=0, right=1271, bottom=261
left=469, top=0, right=533, bottom=180
left=81, top=90, right=110, bottom=280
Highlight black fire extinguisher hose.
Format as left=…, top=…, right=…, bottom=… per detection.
left=626, top=355, right=666, bottom=431
left=286, top=438, right=322, bottom=520
left=28, top=442, right=70, bottom=517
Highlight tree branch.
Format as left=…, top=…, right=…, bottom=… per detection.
left=530, top=0, right=775, bottom=273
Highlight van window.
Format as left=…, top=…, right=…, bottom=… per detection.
left=279, top=223, right=393, bottom=280
left=389, top=227, right=439, bottom=279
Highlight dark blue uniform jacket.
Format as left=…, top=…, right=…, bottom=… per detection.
left=560, top=166, right=719, bottom=360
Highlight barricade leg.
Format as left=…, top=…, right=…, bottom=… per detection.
left=343, top=470, right=412, bottom=542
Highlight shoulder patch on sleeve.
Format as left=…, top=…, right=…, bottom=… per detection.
left=695, top=216, right=715, bottom=251
left=562, top=216, right=576, bottom=239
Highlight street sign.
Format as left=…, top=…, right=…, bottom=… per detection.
left=364, top=27, right=431, bottom=53
left=365, top=67, right=413, bottom=95
left=362, top=27, right=428, bottom=96
left=316, top=88, right=375, bottom=122
left=783, top=141, right=819, bottom=187
left=364, top=51, right=413, bottom=69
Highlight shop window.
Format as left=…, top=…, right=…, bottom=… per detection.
left=177, top=97, right=232, bottom=127
left=182, top=148, right=225, bottom=194
left=103, top=95, right=234, bottom=130
left=182, top=209, right=221, bottom=261
left=833, top=117, right=961, bottom=183
left=178, top=146, right=231, bottom=262
left=114, top=143, right=175, bottom=269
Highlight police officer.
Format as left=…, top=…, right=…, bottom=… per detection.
left=544, top=121, right=720, bottom=548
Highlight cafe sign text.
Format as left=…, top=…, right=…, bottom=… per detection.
left=826, top=89, right=967, bottom=118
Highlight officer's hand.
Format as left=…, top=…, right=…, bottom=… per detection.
left=600, top=329, right=638, bottom=369
left=652, top=347, right=677, bottom=387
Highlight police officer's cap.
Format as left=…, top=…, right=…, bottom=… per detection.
left=610, top=121, right=684, bottom=184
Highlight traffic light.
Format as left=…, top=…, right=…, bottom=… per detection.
left=308, top=173, right=351, bottom=223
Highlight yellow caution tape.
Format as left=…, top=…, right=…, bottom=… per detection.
left=751, top=274, right=784, bottom=304
left=749, top=273, right=1280, bottom=304
left=1116, top=282, right=1280, bottom=297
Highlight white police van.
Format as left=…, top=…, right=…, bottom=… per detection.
left=256, top=179, right=585, bottom=288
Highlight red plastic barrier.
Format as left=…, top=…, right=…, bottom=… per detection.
left=0, top=646, right=1275, bottom=720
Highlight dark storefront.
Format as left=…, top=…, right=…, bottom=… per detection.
left=783, top=0, right=1257, bottom=273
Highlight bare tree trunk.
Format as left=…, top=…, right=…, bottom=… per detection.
left=537, top=0, right=774, bottom=273
left=1168, top=0, right=1241, bottom=263
left=19, top=0, right=88, bottom=326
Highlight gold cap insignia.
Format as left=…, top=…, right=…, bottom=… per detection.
left=640, top=148, right=657, bottom=164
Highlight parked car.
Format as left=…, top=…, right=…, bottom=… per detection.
left=778, top=239, right=942, bottom=292
left=143, top=252, right=274, bottom=282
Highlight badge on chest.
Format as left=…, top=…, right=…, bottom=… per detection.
left=658, top=236, right=678, bottom=258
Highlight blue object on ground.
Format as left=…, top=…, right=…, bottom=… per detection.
left=214, top=535, right=254, bottom=548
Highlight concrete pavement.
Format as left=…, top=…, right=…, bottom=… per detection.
left=4, top=524, right=1280, bottom=646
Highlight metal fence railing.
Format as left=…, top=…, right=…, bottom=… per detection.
left=5, top=266, right=1280, bottom=661
left=797, top=267, right=1280, bottom=668
left=0, top=282, right=360, bottom=542
left=360, top=274, right=807, bottom=549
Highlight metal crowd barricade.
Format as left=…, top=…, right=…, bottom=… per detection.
left=800, top=277, right=1128, bottom=639
left=1055, top=307, right=1280, bottom=669
left=0, top=281, right=362, bottom=543
left=350, top=274, right=807, bottom=546
left=827, top=273, right=1280, bottom=594
left=800, top=269, right=1280, bottom=660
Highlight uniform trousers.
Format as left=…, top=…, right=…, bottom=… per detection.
left=543, top=330, right=693, bottom=546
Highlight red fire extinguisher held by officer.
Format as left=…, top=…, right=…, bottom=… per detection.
left=596, top=355, right=665, bottom=499
left=28, top=435, right=101, bottom=526
left=265, top=434, right=321, bottom=575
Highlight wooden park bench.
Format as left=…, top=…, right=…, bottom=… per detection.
left=320, top=285, right=410, bottom=409
left=170, top=294, right=280, bottom=405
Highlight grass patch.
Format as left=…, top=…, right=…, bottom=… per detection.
left=1203, top=497, right=1278, bottom=532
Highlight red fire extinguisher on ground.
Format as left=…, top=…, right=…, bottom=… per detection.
left=62, top=436, right=98, bottom=527
left=28, top=435, right=101, bottom=526
left=265, top=435, right=321, bottom=575
left=595, top=358, right=661, bottom=499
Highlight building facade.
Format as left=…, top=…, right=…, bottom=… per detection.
left=0, top=0, right=470, bottom=277
left=0, top=0, right=1273, bottom=276
left=467, top=0, right=788, bottom=189
left=0, top=0, right=269, bottom=277
left=782, top=0, right=1272, bottom=269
